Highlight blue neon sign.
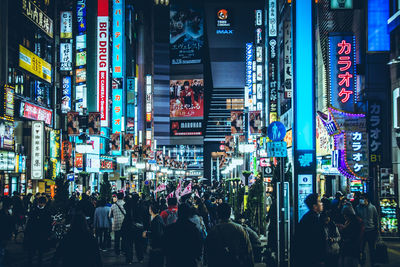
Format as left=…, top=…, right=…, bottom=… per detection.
left=246, top=43, right=253, bottom=89
left=112, top=0, right=124, bottom=78
left=112, top=89, right=123, bottom=134
left=295, top=0, right=314, bottom=151
left=368, top=0, right=390, bottom=52
left=76, top=0, right=87, bottom=33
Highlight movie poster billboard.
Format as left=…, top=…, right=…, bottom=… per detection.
left=231, top=111, right=244, bottom=134
left=170, top=79, right=203, bottom=118
left=249, top=111, right=262, bottom=134
left=170, top=5, right=204, bottom=65
left=88, top=112, right=101, bottom=135
left=110, top=133, right=121, bottom=151
left=124, top=134, right=134, bottom=150
left=225, top=136, right=234, bottom=153
left=67, top=112, right=80, bottom=135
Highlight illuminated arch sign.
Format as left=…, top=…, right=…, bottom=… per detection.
left=329, top=34, right=356, bottom=113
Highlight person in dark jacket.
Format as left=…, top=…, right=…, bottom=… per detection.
left=338, top=206, right=364, bottom=267
left=143, top=202, right=165, bottom=267
left=0, top=198, right=15, bottom=265
left=320, top=212, right=341, bottom=267
left=52, top=212, right=102, bottom=267
left=163, top=203, right=202, bottom=267
left=121, top=203, right=135, bottom=265
left=294, top=193, right=325, bottom=267
left=205, top=203, right=254, bottom=267
left=24, top=196, right=52, bottom=267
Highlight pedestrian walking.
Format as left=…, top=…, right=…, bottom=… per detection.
left=109, top=192, right=125, bottom=255
left=163, top=203, right=202, bottom=267
left=321, top=212, right=341, bottom=267
left=24, top=196, right=52, bottom=267
left=143, top=202, right=165, bottom=267
left=52, top=212, right=102, bottom=267
left=356, top=193, right=379, bottom=266
left=0, top=197, right=15, bottom=266
left=121, top=205, right=135, bottom=265
left=93, top=199, right=111, bottom=250
left=294, top=193, right=325, bottom=267
left=160, top=197, right=178, bottom=225
left=338, top=206, right=364, bottom=267
left=205, top=203, right=254, bottom=267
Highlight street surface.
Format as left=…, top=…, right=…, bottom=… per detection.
left=3, top=235, right=400, bottom=267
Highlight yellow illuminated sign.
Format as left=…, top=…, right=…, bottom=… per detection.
left=19, top=45, right=52, bottom=83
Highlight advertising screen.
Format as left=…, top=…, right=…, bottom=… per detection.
left=61, top=77, right=72, bottom=113
left=67, top=112, right=80, bottom=135
left=170, top=79, right=203, bottom=118
left=170, top=5, right=204, bottom=65
left=170, top=120, right=203, bottom=136
left=88, top=112, right=101, bottom=135
left=0, top=121, right=14, bottom=151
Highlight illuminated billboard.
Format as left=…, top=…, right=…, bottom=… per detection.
left=112, top=0, right=124, bottom=78
left=170, top=79, right=203, bottom=118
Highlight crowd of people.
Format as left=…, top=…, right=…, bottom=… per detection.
left=295, top=191, right=380, bottom=267
left=0, top=185, right=261, bottom=267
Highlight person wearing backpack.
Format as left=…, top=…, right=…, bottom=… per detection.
left=160, top=197, right=178, bottom=225
left=109, top=192, right=125, bottom=255
left=205, top=203, right=254, bottom=267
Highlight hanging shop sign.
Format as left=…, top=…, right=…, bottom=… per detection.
left=268, top=37, right=278, bottom=121
left=61, top=76, right=72, bottom=113
left=86, top=154, right=100, bottom=172
left=21, top=0, right=54, bottom=38
left=0, top=85, right=15, bottom=121
left=127, top=77, right=137, bottom=134
left=97, top=0, right=110, bottom=127
left=60, top=43, right=73, bottom=71
left=0, top=151, right=15, bottom=171
left=0, top=120, right=14, bottom=151
left=19, top=45, right=52, bottom=83
left=67, top=112, right=80, bottom=135
left=31, top=121, right=44, bottom=179
left=75, top=153, right=83, bottom=169
left=329, top=34, right=356, bottom=113
left=268, top=0, right=277, bottom=37
left=76, top=34, right=86, bottom=50
left=75, top=84, right=87, bottom=113
left=245, top=43, right=253, bottom=107
left=50, top=130, right=61, bottom=159
left=77, top=0, right=87, bottom=33
left=367, top=100, right=386, bottom=166
left=100, top=156, right=114, bottom=171
left=20, top=101, right=52, bottom=125
left=60, top=11, right=73, bottom=39
left=76, top=68, right=86, bottom=83
left=112, top=89, right=123, bottom=133
left=76, top=51, right=87, bottom=66
left=331, top=108, right=369, bottom=179
left=112, top=0, right=124, bottom=78
left=249, top=111, right=262, bottom=134
left=255, top=10, right=262, bottom=26
left=284, top=21, right=292, bottom=99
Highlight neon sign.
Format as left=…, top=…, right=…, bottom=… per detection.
left=329, top=34, right=356, bottom=113
left=112, top=0, right=124, bottom=78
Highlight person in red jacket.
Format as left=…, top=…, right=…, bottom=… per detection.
left=160, top=197, right=178, bottom=225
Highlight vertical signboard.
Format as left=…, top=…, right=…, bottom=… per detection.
left=112, top=89, right=123, bottom=133
left=97, top=0, right=109, bottom=127
left=126, top=77, right=136, bottom=134
left=294, top=0, right=316, bottom=222
left=329, top=34, right=356, bottom=113
left=60, top=43, right=73, bottom=71
left=113, top=0, right=124, bottom=78
left=77, top=0, right=87, bottom=34
left=61, top=76, right=72, bottom=113
left=146, top=75, right=153, bottom=147
left=245, top=43, right=253, bottom=107
left=60, top=11, right=73, bottom=39
left=31, top=121, right=44, bottom=179
left=367, top=0, right=390, bottom=52
left=284, top=21, right=292, bottom=99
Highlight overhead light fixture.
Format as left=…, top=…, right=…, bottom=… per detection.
left=387, top=59, right=400, bottom=65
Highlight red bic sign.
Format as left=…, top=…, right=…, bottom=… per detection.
left=329, top=35, right=356, bottom=113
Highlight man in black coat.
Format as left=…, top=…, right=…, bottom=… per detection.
left=24, top=196, right=52, bottom=267
left=163, top=203, right=202, bottom=267
left=294, top=193, right=325, bottom=267
left=143, top=202, right=165, bottom=267
left=205, top=203, right=254, bottom=267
